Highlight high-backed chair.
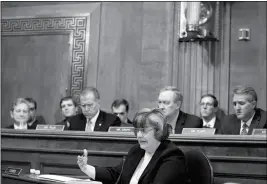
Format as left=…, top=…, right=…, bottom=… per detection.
left=185, top=150, right=214, bottom=184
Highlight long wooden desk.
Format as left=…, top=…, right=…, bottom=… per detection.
left=1, top=129, right=267, bottom=184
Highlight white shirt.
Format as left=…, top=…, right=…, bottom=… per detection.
left=240, top=112, right=255, bottom=134
left=129, top=152, right=154, bottom=184
left=85, top=110, right=100, bottom=132
left=202, top=116, right=216, bottom=128
left=14, top=122, right=28, bottom=130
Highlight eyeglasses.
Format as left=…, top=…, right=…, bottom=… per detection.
left=134, top=128, right=154, bottom=136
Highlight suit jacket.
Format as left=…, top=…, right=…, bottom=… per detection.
left=68, top=110, right=121, bottom=131
left=56, top=117, right=71, bottom=130
left=28, top=116, right=46, bottom=129
left=202, top=117, right=221, bottom=134
left=219, top=108, right=267, bottom=135
left=120, top=119, right=133, bottom=127
left=95, top=140, right=187, bottom=184
left=6, top=124, right=32, bottom=129
left=175, top=111, right=203, bottom=134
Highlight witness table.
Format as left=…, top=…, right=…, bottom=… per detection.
left=1, top=129, right=266, bottom=184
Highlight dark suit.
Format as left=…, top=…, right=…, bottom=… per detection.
left=219, top=108, right=267, bottom=135
left=174, top=111, right=203, bottom=134
left=120, top=119, right=133, bottom=127
left=202, top=117, right=221, bottom=134
left=28, top=116, right=46, bottom=129
left=56, top=118, right=71, bottom=130
left=68, top=110, right=121, bottom=131
left=6, top=124, right=32, bottom=129
left=95, top=140, right=187, bottom=184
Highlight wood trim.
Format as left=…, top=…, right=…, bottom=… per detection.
left=214, top=173, right=267, bottom=180
left=2, top=129, right=266, bottom=145
left=2, top=147, right=128, bottom=156
left=1, top=16, right=90, bottom=96
left=2, top=147, right=266, bottom=163
left=219, top=2, right=231, bottom=114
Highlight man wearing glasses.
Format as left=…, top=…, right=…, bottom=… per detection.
left=111, top=99, right=133, bottom=127
left=68, top=87, right=121, bottom=131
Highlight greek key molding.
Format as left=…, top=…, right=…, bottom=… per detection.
left=1, top=17, right=89, bottom=95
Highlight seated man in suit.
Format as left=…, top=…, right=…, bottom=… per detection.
left=68, top=87, right=121, bottom=131
left=25, top=97, right=46, bottom=129
left=158, top=86, right=202, bottom=134
left=219, top=85, right=267, bottom=135
left=111, top=99, right=133, bottom=127
left=200, top=94, right=221, bottom=133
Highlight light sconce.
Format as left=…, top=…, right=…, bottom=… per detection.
left=179, top=1, right=220, bottom=42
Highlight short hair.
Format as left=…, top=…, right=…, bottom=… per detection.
left=200, top=94, right=218, bottom=107
left=232, top=85, right=258, bottom=102
left=133, top=108, right=170, bottom=141
left=11, top=98, right=30, bottom=111
left=59, top=96, right=78, bottom=108
left=111, top=99, right=129, bottom=112
left=160, top=86, right=183, bottom=104
left=25, top=97, right=37, bottom=109
left=80, top=87, right=100, bottom=100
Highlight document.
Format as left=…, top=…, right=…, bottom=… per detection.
left=37, top=174, right=102, bottom=184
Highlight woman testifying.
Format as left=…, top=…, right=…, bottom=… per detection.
left=77, top=108, right=187, bottom=184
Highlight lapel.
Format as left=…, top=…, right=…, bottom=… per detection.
left=175, top=111, right=186, bottom=133
left=124, top=147, right=145, bottom=183
left=94, top=110, right=104, bottom=131
left=214, top=118, right=221, bottom=129
left=138, top=142, right=166, bottom=182
left=248, top=109, right=261, bottom=134
left=232, top=116, right=241, bottom=135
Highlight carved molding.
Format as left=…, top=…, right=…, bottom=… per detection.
left=1, top=16, right=89, bottom=95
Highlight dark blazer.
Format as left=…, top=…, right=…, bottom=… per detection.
left=120, top=119, right=133, bottom=127
left=219, top=108, right=267, bottom=135
left=6, top=124, right=32, bottom=129
left=95, top=140, right=187, bottom=184
left=68, top=110, right=121, bottom=131
left=28, top=116, right=46, bottom=129
left=175, top=111, right=203, bottom=134
left=202, top=117, right=221, bottom=134
left=56, top=118, right=71, bottom=130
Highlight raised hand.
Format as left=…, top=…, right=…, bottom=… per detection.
left=77, top=149, right=88, bottom=172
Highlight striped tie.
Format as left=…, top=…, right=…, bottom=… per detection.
left=240, top=123, right=248, bottom=135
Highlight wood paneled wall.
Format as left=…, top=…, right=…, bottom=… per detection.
left=1, top=2, right=266, bottom=126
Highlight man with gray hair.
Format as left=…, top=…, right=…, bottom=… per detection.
left=158, top=86, right=202, bottom=134
left=68, top=87, right=121, bottom=131
left=219, top=85, right=267, bottom=135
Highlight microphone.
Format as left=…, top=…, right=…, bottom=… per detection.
left=115, top=156, right=127, bottom=184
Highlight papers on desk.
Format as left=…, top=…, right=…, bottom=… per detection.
left=38, top=174, right=102, bottom=184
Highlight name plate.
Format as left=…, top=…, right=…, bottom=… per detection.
left=108, top=127, right=134, bottom=133
left=182, top=128, right=216, bottom=135
left=5, top=167, right=22, bottom=176
left=252, top=129, right=266, bottom=136
left=36, top=125, right=65, bottom=131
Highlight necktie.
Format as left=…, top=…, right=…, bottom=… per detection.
left=85, top=119, right=93, bottom=132
left=240, top=123, right=248, bottom=135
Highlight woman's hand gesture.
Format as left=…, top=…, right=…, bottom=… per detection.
left=77, top=149, right=88, bottom=172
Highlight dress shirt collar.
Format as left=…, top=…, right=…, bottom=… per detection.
left=86, top=110, right=100, bottom=131
left=240, top=111, right=255, bottom=128
left=14, top=122, right=28, bottom=130
left=202, top=116, right=216, bottom=128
